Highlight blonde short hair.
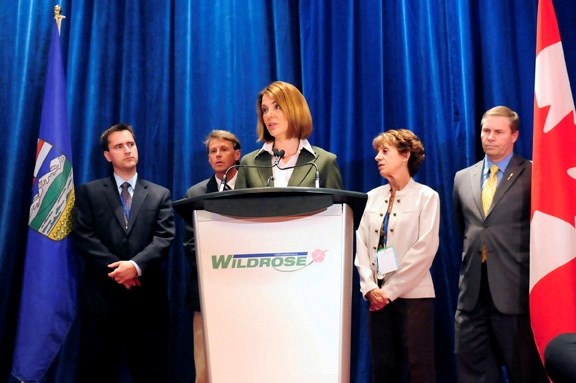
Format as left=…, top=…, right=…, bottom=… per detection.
left=481, top=106, right=520, bottom=133
left=203, top=130, right=241, bottom=152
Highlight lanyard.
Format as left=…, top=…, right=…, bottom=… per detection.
left=379, top=212, right=390, bottom=249
left=378, top=195, right=394, bottom=249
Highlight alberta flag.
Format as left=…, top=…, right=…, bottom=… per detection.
left=530, top=0, right=576, bottom=360
left=12, top=19, right=78, bottom=382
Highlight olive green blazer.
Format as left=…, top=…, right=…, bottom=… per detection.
left=235, top=146, right=343, bottom=189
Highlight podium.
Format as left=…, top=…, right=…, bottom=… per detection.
left=174, top=187, right=367, bottom=382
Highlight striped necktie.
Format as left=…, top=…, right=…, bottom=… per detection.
left=120, top=182, right=132, bottom=226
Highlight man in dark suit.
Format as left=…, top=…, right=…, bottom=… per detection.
left=74, top=123, right=175, bottom=383
left=182, top=130, right=241, bottom=383
left=452, top=106, right=547, bottom=382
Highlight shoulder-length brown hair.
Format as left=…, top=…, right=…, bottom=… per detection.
left=256, top=81, right=313, bottom=142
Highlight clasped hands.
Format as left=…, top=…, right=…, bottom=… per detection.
left=366, top=288, right=391, bottom=312
left=108, top=261, right=141, bottom=289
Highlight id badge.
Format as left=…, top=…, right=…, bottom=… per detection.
left=376, top=246, right=399, bottom=276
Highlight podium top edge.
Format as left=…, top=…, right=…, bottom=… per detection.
left=173, top=187, right=367, bottom=207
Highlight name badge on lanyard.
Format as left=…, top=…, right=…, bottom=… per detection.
left=377, top=246, right=399, bottom=278
left=377, top=196, right=399, bottom=279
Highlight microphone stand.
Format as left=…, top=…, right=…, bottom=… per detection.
left=219, top=149, right=286, bottom=191
left=276, top=157, right=320, bottom=188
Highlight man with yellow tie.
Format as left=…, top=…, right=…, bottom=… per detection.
left=452, top=106, right=547, bottom=383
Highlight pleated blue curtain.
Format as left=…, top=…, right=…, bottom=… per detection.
left=3, top=1, right=576, bottom=382
left=169, top=0, right=302, bottom=194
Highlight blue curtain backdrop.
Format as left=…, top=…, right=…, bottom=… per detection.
left=1, top=1, right=576, bottom=382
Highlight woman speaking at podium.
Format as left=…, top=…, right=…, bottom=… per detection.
left=235, top=80, right=343, bottom=189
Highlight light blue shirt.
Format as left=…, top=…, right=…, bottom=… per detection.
left=482, top=153, right=512, bottom=188
left=113, top=173, right=138, bottom=197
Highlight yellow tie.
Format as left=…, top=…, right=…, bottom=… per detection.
left=482, top=165, right=499, bottom=215
left=481, top=165, right=498, bottom=262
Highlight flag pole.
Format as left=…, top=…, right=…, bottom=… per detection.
left=54, top=5, right=66, bottom=34
left=11, top=4, right=78, bottom=381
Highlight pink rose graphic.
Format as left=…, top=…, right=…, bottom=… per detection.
left=310, top=249, right=326, bottom=263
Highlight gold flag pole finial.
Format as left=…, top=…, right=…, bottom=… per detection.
left=54, top=5, right=66, bottom=33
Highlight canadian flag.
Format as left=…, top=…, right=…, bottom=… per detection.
left=530, top=0, right=576, bottom=360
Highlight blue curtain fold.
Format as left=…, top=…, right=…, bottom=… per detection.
left=2, top=1, right=575, bottom=382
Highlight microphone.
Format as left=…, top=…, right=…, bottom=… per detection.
left=219, top=149, right=285, bottom=191
left=277, top=160, right=321, bottom=188
left=273, top=149, right=285, bottom=165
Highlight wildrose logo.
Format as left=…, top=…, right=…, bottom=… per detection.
left=211, top=249, right=328, bottom=272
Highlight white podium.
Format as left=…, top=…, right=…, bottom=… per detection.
left=174, top=188, right=367, bottom=383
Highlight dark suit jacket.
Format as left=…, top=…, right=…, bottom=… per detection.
left=74, top=176, right=175, bottom=314
left=182, top=175, right=219, bottom=311
left=234, top=146, right=343, bottom=189
left=453, top=155, right=531, bottom=315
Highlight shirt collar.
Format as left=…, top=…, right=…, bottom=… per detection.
left=216, top=173, right=237, bottom=189
left=114, top=172, right=138, bottom=192
left=259, top=139, right=315, bottom=157
left=483, top=153, right=513, bottom=175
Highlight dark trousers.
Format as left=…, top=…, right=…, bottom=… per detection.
left=368, top=297, right=436, bottom=383
left=455, top=264, right=548, bottom=383
left=78, top=302, right=169, bottom=383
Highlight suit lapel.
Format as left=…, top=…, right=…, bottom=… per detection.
left=288, top=149, right=316, bottom=187
left=126, top=179, right=149, bottom=233
left=206, top=176, right=219, bottom=193
left=467, top=161, right=484, bottom=217
left=101, top=177, right=128, bottom=230
left=254, top=152, right=273, bottom=186
left=489, top=155, right=525, bottom=213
